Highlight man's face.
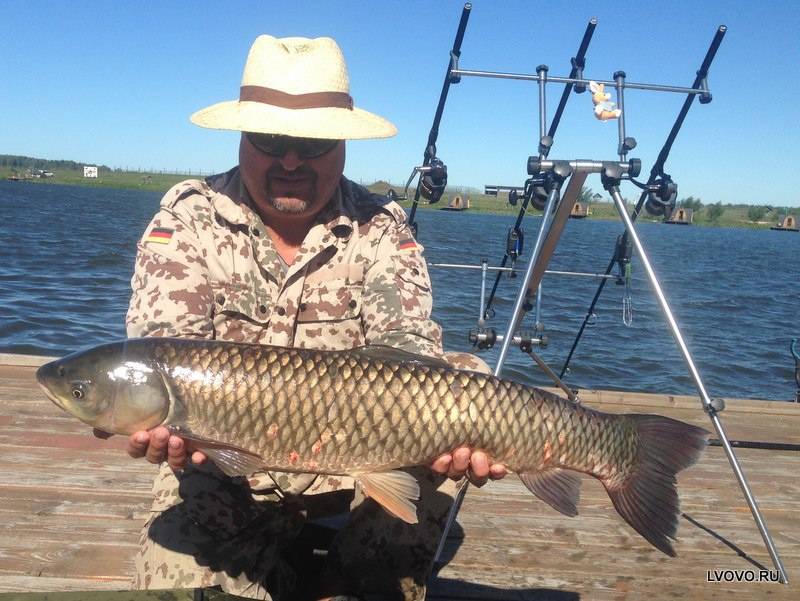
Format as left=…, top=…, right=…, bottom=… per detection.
left=239, top=133, right=345, bottom=221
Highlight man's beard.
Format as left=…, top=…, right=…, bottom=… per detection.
left=264, top=166, right=317, bottom=214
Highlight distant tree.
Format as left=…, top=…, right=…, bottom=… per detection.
left=747, top=206, right=768, bottom=222
left=705, top=202, right=725, bottom=222
left=579, top=186, right=594, bottom=204
left=680, top=196, right=703, bottom=211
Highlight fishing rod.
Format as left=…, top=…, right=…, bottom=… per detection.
left=709, top=438, right=800, bottom=452
left=481, top=18, right=598, bottom=322
left=558, top=24, right=727, bottom=379
left=403, top=2, right=472, bottom=237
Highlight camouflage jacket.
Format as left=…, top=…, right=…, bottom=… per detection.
left=126, top=168, right=444, bottom=507
left=127, top=168, right=443, bottom=354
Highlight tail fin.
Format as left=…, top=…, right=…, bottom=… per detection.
left=603, top=415, right=709, bottom=556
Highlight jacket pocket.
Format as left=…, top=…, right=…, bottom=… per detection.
left=211, top=281, right=272, bottom=342
left=297, top=278, right=363, bottom=322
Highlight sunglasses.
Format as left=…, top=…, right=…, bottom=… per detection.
left=246, top=133, right=340, bottom=159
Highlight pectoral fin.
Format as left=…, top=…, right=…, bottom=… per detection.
left=166, top=425, right=265, bottom=477
left=357, top=470, right=420, bottom=524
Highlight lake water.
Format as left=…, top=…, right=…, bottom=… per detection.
left=2, top=180, right=798, bottom=401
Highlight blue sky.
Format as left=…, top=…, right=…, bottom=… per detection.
left=2, top=0, right=798, bottom=206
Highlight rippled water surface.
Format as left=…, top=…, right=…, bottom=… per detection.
left=2, top=180, right=798, bottom=401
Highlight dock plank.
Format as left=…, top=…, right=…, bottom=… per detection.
left=1, top=361, right=798, bottom=599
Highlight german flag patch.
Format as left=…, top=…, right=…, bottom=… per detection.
left=145, top=227, right=174, bottom=245
left=397, top=238, right=418, bottom=253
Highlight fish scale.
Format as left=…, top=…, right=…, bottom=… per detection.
left=37, top=337, right=709, bottom=556
left=156, top=340, right=534, bottom=472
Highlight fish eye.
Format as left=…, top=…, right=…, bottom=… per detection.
left=69, top=380, right=91, bottom=400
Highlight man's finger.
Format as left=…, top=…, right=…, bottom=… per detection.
left=166, top=436, right=187, bottom=472
left=127, top=431, right=150, bottom=459
left=467, top=468, right=489, bottom=488
left=145, top=428, right=170, bottom=464
left=489, top=464, right=508, bottom=480
left=430, top=454, right=452, bottom=475
left=449, top=447, right=471, bottom=478
left=466, top=451, right=489, bottom=487
left=469, top=451, right=490, bottom=479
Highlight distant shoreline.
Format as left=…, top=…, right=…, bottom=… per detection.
left=2, top=168, right=796, bottom=230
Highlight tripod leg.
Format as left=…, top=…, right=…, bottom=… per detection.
left=607, top=183, right=789, bottom=584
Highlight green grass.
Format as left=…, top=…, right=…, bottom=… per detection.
left=1, top=167, right=197, bottom=193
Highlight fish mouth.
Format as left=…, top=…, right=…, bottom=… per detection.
left=38, top=381, right=65, bottom=411
left=36, top=361, right=67, bottom=410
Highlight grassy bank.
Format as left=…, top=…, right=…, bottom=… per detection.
left=2, top=166, right=197, bottom=193
left=2, top=166, right=795, bottom=230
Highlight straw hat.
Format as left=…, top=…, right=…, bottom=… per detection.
left=190, top=35, right=397, bottom=140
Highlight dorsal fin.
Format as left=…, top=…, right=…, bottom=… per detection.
left=352, top=345, right=451, bottom=370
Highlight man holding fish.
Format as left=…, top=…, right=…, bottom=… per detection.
left=38, top=31, right=708, bottom=601
left=121, top=34, right=504, bottom=601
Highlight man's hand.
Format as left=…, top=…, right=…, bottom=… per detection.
left=430, top=448, right=507, bottom=486
left=94, top=427, right=207, bottom=472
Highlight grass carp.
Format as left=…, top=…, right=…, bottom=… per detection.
left=36, top=337, right=708, bottom=556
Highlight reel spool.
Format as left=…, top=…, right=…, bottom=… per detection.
left=420, top=157, right=448, bottom=203
left=645, top=176, right=678, bottom=216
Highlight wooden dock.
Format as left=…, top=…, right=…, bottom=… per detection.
left=1, top=354, right=798, bottom=599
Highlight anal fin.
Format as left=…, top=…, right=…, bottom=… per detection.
left=519, top=467, right=581, bottom=517
left=357, top=470, right=420, bottom=524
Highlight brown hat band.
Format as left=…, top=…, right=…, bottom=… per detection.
left=240, top=85, right=353, bottom=110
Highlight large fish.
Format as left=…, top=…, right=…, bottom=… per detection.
left=37, top=337, right=708, bottom=556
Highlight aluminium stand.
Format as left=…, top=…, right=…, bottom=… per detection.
left=420, top=4, right=788, bottom=585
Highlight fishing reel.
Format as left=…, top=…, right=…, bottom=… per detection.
left=419, top=157, right=448, bottom=204
left=525, top=158, right=574, bottom=211
left=519, top=175, right=550, bottom=212
left=394, top=153, right=449, bottom=204
left=645, top=175, right=678, bottom=217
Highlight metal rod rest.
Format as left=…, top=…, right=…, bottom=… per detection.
left=561, top=25, right=728, bottom=379
left=428, top=263, right=617, bottom=279
left=608, top=185, right=789, bottom=584
left=494, top=185, right=562, bottom=374
left=614, top=71, right=627, bottom=160
left=471, top=332, right=546, bottom=347
left=531, top=158, right=637, bottom=174
left=524, top=349, right=578, bottom=403
left=450, top=69, right=710, bottom=95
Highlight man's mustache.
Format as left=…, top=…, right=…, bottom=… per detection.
left=267, top=164, right=316, bottom=179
